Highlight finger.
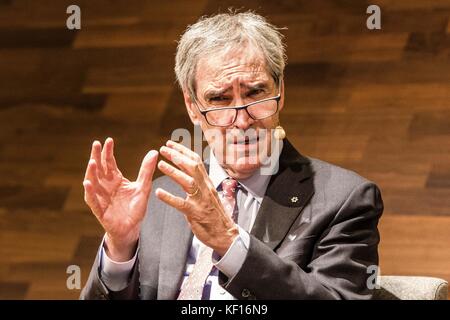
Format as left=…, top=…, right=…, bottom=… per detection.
left=166, top=140, right=201, bottom=161
left=84, top=144, right=95, bottom=181
left=105, top=137, right=119, bottom=174
left=136, top=150, right=159, bottom=194
left=101, top=138, right=113, bottom=175
left=158, top=160, right=197, bottom=194
left=155, top=188, right=190, bottom=213
left=159, top=146, right=198, bottom=175
left=84, top=159, right=100, bottom=188
left=84, top=160, right=110, bottom=198
left=91, top=140, right=104, bottom=178
left=83, top=180, right=103, bottom=219
left=160, top=146, right=211, bottom=190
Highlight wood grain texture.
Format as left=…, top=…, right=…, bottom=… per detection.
left=0, top=0, right=448, bottom=299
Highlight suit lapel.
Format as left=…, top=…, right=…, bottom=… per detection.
left=158, top=207, right=193, bottom=299
left=250, top=139, right=315, bottom=250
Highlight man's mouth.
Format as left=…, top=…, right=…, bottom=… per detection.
left=231, top=136, right=259, bottom=145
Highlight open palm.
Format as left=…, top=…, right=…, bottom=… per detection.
left=83, top=138, right=158, bottom=259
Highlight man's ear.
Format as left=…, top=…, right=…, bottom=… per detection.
left=183, top=90, right=201, bottom=126
left=278, top=79, right=285, bottom=112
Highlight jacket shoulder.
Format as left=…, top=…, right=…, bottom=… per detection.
left=309, top=157, right=370, bottom=184
left=307, top=157, right=380, bottom=203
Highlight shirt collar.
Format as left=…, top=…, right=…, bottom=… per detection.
left=208, top=143, right=283, bottom=204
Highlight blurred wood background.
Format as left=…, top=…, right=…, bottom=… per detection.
left=0, top=0, right=449, bottom=299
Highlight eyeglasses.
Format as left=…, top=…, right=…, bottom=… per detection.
left=193, top=81, right=282, bottom=127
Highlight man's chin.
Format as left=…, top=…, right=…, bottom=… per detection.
left=227, top=157, right=262, bottom=178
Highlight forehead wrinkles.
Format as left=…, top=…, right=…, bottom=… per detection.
left=213, top=63, right=266, bottom=86
left=198, top=46, right=268, bottom=87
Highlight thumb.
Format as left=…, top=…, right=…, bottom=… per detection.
left=137, top=150, right=159, bottom=194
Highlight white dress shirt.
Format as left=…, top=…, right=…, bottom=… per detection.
left=99, top=148, right=279, bottom=299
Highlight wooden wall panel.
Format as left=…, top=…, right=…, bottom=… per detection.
left=0, top=0, right=448, bottom=299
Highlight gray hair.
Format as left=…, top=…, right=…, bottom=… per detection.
left=174, top=10, right=287, bottom=98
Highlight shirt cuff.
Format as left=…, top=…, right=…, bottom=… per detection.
left=99, top=234, right=138, bottom=292
left=212, top=226, right=250, bottom=278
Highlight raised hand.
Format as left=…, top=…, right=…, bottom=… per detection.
left=83, top=137, right=158, bottom=261
left=155, top=140, right=238, bottom=256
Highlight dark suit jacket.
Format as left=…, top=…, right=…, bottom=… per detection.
left=80, top=139, right=383, bottom=300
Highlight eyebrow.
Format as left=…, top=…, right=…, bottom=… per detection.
left=243, top=82, right=269, bottom=91
left=203, top=82, right=270, bottom=100
left=204, top=87, right=230, bottom=100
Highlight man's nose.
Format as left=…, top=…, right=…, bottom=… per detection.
left=233, top=107, right=254, bottom=130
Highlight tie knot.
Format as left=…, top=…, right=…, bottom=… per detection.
left=221, top=178, right=238, bottom=199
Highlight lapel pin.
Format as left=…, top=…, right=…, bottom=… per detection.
left=291, top=196, right=299, bottom=203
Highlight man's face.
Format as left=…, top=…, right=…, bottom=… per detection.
left=183, top=44, right=284, bottom=179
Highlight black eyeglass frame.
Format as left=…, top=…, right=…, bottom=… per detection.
left=192, top=79, right=283, bottom=127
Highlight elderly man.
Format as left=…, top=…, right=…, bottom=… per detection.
left=80, top=11, right=383, bottom=300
